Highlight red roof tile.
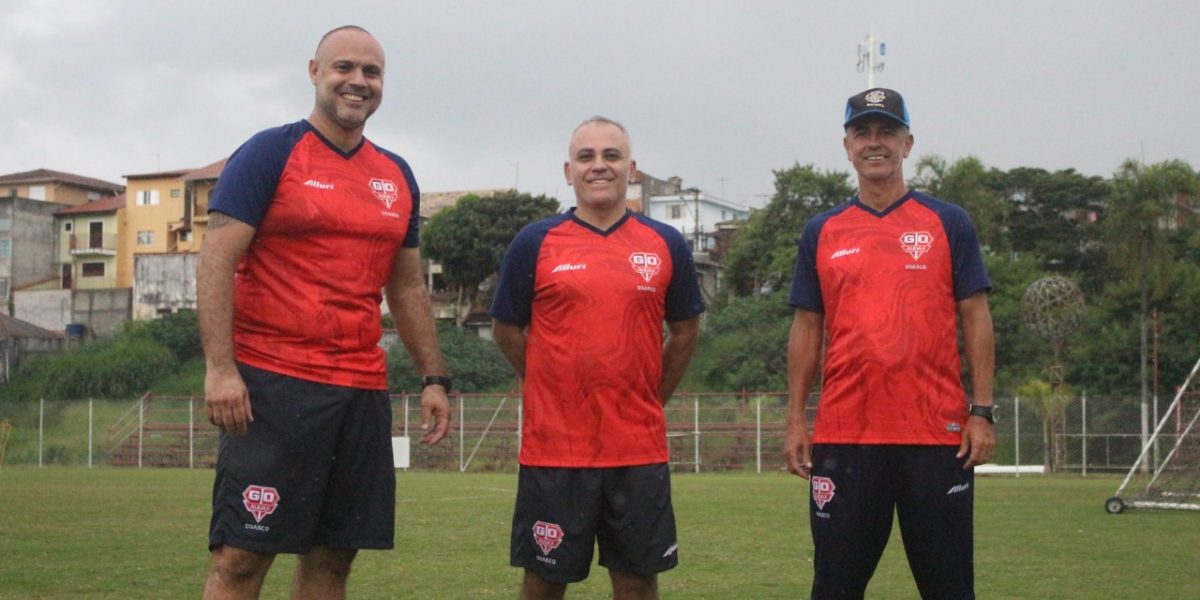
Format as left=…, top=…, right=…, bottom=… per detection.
left=0, top=168, right=123, bottom=192
left=55, top=193, right=126, bottom=215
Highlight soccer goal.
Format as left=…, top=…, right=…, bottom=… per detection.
left=1105, top=354, right=1200, bottom=514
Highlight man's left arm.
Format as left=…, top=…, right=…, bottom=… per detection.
left=659, top=316, right=701, bottom=405
left=384, top=246, right=451, bottom=445
left=956, top=291, right=996, bottom=468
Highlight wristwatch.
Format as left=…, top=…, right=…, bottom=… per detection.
left=422, top=375, right=453, bottom=393
left=968, top=403, right=998, bottom=424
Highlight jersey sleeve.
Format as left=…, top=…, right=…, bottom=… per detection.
left=488, top=223, right=546, bottom=327
left=662, top=229, right=706, bottom=322
left=208, top=124, right=300, bottom=227
left=379, top=147, right=421, bottom=248
left=788, top=218, right=825, bottom=312
left=939, top=204, right=992, bottom=300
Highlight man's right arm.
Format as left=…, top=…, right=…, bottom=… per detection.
left=197, top=213, right=257, bottom=436
left=784, top=308, right=823, bottom=478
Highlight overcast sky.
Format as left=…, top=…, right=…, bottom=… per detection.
left=2, top=0, right=1196, bottom=208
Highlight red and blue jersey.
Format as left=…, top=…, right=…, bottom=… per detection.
left=490, top=209, right=706, bottom=467
left=209, top=120, right=419, bottom=390
left=789, top=190, right=991, bottom=445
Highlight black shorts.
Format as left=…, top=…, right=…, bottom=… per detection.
left=208, top=363, right=395, bottom=555
left=808, top=444, right=974, bottom=600
left=511, top=463, right=678, bottom=583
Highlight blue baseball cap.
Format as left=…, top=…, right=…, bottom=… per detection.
left=844, top=88, right=910, bottom=128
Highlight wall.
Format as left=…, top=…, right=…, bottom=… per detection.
left=71, top=288, right=132, bottom=338
left=133, top=253, right=197, bottom=320
left=13, top=288, right=72, bottom=332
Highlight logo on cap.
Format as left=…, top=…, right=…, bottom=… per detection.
left=865, top=90, right=886, bottom=105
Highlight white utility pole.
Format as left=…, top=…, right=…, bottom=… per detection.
left=857, top=33, right=886, bottom=88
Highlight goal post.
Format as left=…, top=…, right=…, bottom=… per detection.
left=1106, top=354, right=1200, bottom=514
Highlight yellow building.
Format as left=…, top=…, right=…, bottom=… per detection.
left=54, top=194, right=126, bottom=290
left=119, top=159, right=225, bottom=288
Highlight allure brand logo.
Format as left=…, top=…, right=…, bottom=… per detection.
left=552, top=263, right=587, bottom=273
left=829, top=247, right=860, bottom=260
left=303, top=179, right=334, bottom=190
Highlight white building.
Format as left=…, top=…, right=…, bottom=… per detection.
left=647, top=192, right=749, bottom=252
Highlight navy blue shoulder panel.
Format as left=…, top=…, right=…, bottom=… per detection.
left=209, top=120, right=310, bottom=228
left=489, top=213, right=572, bottom=326
left=630, top=213, right=706, bottom=322
left=909, top=191, right=992, bottom=299
left=788, top=200, right=855, bottom=311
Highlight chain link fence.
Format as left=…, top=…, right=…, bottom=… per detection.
left=0, top=393, right=1172, bottom=474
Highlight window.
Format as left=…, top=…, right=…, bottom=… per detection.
left=170, top=188, right=181, bottom=198
left=721, top=210, right=727, bottom=220
left=87, top=191, right=100, bottom=201
left=137, top=230, right=155, bottom=245
left=64, top=222, right=72, bottom=232
left=670, top=205, right=682, bottom=219
left=29, top=185, right=46, bottom=200
left=180, top=230, right=193, bottom=242
left=0, top=219, right=11, bottom=232
left=136, top=190, right=160, bottom=206
left=0, top=239, right=10, bottom=258
left=82, top=262, right=105, bottom=277
left=0, top=277, right=8, bottom=300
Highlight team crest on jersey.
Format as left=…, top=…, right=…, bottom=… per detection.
left=899, top=231, right=934, bottom=260
left=811, top=476, right=836, bottom=510
left=242, top=485, right=280, bottom=523
left=629, top=252, right=662, bottom=282
left=369, top=178, right=399, bottom=209
left=533, top=520, right=564, bottom=555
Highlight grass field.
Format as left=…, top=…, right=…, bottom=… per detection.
left=0, top=469, right=1196, bottom=599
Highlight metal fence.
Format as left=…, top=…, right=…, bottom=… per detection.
left=0, top=392, right=1173, bottom=474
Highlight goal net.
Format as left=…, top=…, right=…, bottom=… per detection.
left=1106, top=355, right=1200, bottom=513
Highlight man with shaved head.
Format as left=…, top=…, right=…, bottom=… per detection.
left=198, top=25, right=451, bottom=599
left=491, top=117, right=705, bottom=599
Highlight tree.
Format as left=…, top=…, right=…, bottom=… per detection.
left=683, top=289, right=793, bottom=392
left=911, top=155, right=1011, bottom=253
left=387, top=323, right=514, bottom=393
left=1101, top=159, right=1200, bottom=453
left=422, top=191, right=559, bottom=325
left=990, top=167, right=1109, bottom=277
left=722, top=164, right=853, bottom=297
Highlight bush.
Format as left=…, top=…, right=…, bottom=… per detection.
left=387, top=323, right=514, bottom=393
left=1, top=337, right=178, bottom=400
left=124, top=310, right=202, bottom=362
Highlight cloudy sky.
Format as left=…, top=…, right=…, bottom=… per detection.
left=2, top=0, right=1196, bottom=208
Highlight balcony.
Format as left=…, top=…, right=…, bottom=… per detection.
left=69, top=233, right=118, bottom=256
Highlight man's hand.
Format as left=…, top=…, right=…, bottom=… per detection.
left=783, top=421, right=814, bottom=479
left=956, top=416, right=996, bottom=469
left=418, top=385, right=452, bottom=445
left=205, top=365, right=252, bottom=436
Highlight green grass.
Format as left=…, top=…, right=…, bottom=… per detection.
left=0, top=470, right=1196, bottom=599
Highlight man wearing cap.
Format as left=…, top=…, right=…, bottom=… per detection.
left=783, top=88, right=996, bottom=598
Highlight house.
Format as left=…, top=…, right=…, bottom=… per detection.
left=0, top=168, right=124, bottom=207
left=123, top=159, right=225, bottom=319
left=626, top=171, right=682, bottom=213
left=647, top=191, right=749, bottom=252
left=12, top=194, right=133, bottom=339
left=0, top=169, right=124, bottom=317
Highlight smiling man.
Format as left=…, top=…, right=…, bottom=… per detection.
left=783, top=89, right=997, bottom=599
left=490, top=117, right=705, bottom=600
left=198, top=25, right=452, bottom=599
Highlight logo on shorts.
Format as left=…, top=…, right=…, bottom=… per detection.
left=369, top=178, right=399, bottom=209
left=811, top=476, right=836, bottom=510
left=900, top=231, right=934, bottom=261
left=533, top=520, right=564, bottom=555
left=629, top=252, right=661, bottom=282
left=242, top=485, right=280, bottom=523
